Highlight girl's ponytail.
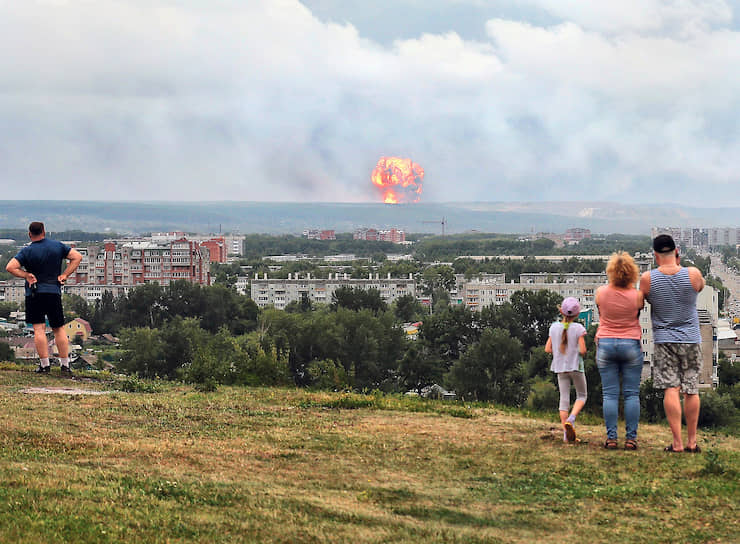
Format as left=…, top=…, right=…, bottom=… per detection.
left=559, top=319, right=571, bottom=354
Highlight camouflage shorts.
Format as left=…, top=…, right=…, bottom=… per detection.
left=653, top=343, right=702, bottom=395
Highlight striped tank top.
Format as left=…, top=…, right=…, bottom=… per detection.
left=648, top=267, right=700, bottom=344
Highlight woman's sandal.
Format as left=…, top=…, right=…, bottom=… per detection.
left=624, top=439, right=638, bottom=451
left=684, top=445, right=701, bottom=453
left=664, top=445, right=683, bottom=453
left=564, top=422, right=576, bottom=442
left=604, top=439, right=618, bottom=450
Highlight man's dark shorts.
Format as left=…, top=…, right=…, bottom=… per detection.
left=25, top=294, right=64, bottom=329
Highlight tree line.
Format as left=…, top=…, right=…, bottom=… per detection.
left=9, top=274, right=734, bottom=426
left=412, top=234, right=652, bottom=262
left=65, top=281, right=572, bottom=405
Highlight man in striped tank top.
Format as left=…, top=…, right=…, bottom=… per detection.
left=640, top=234, right=705, bottom=453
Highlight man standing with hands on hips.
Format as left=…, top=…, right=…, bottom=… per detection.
left=640, top=234, right=705, bottom=453
left=6, top=222, right=82, bottom=374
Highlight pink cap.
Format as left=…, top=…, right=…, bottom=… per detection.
left=560, top=297, right=581, bottom=317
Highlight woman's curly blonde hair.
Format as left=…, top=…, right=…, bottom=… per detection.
left=606, top=251, right=639, bottom=288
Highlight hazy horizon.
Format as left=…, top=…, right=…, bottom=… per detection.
left=0, top=201, right=737, bottom=236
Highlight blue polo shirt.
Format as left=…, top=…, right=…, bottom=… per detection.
left=14, top=238, right=72, bottom=296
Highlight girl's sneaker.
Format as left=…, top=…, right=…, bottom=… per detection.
left=564, top=422, right=576, bottom=442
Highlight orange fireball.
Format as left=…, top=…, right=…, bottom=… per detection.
left=371, top=156, right=424, bottom=204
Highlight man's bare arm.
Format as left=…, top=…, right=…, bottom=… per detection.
left=5, top=257, right=36, bottom=284
left=59, top=249, right=83, bottom=284
left=688, top=266, right=705, bottom=292
left=639, top=271, right=651, bottom=299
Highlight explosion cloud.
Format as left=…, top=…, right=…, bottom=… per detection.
left=371, top=156, right=424, bottom=204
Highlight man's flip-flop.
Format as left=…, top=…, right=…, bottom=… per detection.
left=664, top=445, right=683, bottom=453
left=564, top=422, right=576, bottom=442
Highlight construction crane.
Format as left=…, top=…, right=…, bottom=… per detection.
left=421, top=217, right=447, bottom=236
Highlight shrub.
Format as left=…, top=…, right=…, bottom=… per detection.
left=113, top=376, right=162, bottom=393
left=640, top=379, right=665, bottom=423
left=525, top=378, right=559, bottom=412
left=448, top=328, right=527, bottom=404
left=194, top=378, right=218, bottom=393
left=182, top=348, right=226, bottom=386
left=716, top=383, right=740, bottom=410
left=246, top=346, right=291, bottom=387
left=328, top=394, right=376, bottom=409
left=307, top=359, right=350, bottom=391
left=698, top=391, right=738, bottom=429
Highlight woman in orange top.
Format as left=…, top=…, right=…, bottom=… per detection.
left=595, top=252, right=644, bottom=451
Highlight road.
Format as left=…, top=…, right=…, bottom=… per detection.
left=709, top=252, right=740, bottom=321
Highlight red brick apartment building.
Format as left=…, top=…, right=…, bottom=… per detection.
left=354, top=228, right=405, bottom=243
left=68, top=238, right=211, bottom=288
left=199, top=237, right=227, bottom=263
left=303, top=229, right=336, bottom=240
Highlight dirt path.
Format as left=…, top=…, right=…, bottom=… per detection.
left=20, top=387, right=110, bottom=395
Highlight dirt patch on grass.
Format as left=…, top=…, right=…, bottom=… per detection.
left=20, top=387, right=111, bottom=395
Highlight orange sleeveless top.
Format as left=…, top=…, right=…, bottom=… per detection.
left=596, top=285, right=642, bottom=340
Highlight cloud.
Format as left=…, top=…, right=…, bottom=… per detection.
left=0, top=0, right=738, bottom=206
left=519, top=0, right=733, bottom=35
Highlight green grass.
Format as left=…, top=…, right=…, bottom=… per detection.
left=0, top=369, right=737, bottom=543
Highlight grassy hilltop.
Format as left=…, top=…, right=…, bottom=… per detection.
left=0, top=368, right=737, bottom=544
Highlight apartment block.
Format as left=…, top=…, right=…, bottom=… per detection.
left=66, top=237, right=211, bottom=293
left=198, top=237, right=228, bottom=263
left=224, top=234, right=245, bottom=256
left=63, top=284, right=131, bottom=301
left=457, top=273, right=604, bottom=317
left=354, top=228, right=406, bottom=243
left=353, top=228, right=378, bottom=241
left=303, top=229, right=336, bottom=240
left=652, top=226, right=740, bottom=250
left=0, top=280, right=25, bottom=304
left=378, top=229, right=406, bottom=243
left=251, top=273, right=415, bottom=310
left=564, top=228, right=591, bottom=243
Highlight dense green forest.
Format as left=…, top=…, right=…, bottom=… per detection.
left=412, top=234, right=652, bottom=262
left=242, top=233, right=400, bottom=259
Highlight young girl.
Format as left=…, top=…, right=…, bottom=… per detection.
left=545, top=297, right=588, bottom=442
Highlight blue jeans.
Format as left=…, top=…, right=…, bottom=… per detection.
left=596, top=338, right=643, bottom=440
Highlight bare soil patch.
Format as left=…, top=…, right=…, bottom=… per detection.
left=20, top=387, right=110, bottom=395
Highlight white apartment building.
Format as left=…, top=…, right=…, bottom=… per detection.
left=652, top=227, right=740, bottom=250
left=235, top=276, right=250, bottom=296
left=458, top=273, right=605, bottom=318
left=63, top=284, right=131, bottom=301
left=250, top=273, right=415, bottom=310
left=0, top=280, right=25, bottom=304
left=449, top=273, right=507, bottom=307
left=0, top=279, right=132, bottom=304
left=224, top=235, right=245, bottom=256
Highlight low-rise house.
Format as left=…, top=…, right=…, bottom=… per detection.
left=64, top=318, right=92, bottom=343
left=8, top=337, right=48, bottom=360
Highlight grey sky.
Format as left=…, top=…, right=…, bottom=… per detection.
left=0, top=0, right=738, bottom=205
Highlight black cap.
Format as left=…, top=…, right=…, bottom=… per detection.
left=653, top=234, right=676, bottom=253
